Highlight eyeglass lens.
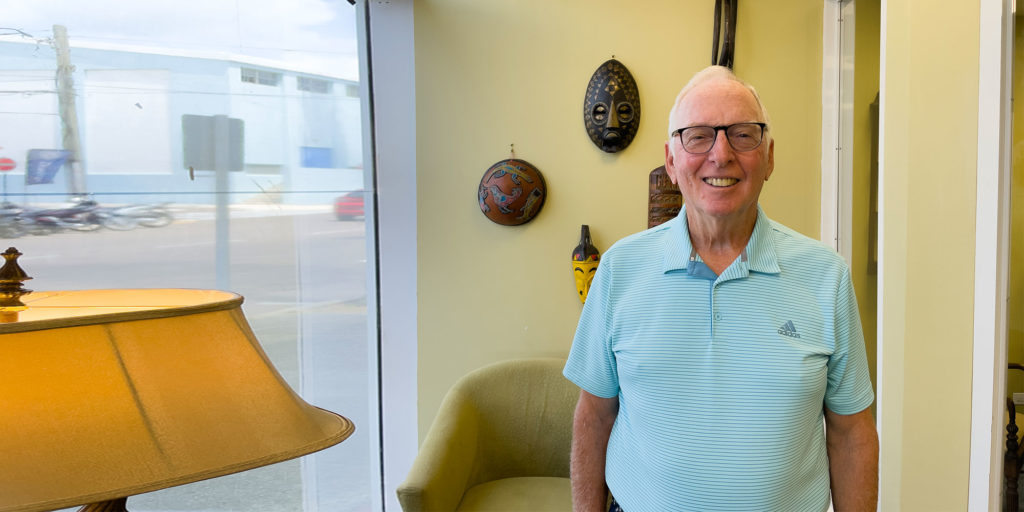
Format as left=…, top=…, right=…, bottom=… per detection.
left=678, top=123, right=764, bottom=153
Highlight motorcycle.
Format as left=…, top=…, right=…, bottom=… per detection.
left=0, top=202, right=25, bottom=239
left=17, top=200, right=104, bottom=234
left=98, top=203, right=173, bottom=231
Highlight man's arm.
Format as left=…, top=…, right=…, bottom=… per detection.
left=825, top=406, right=879, bottom=512
left=571, top=390, right=619, bottom=512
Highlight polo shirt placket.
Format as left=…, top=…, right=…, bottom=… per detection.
left=683, top=222, right=769, bottom=341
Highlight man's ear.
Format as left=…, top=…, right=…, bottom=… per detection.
left=764, top=138, right=775, bottom=181
left=664, top=140, right=679, bottom=184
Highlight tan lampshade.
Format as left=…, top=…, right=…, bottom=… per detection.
left=0, top=289, right=354, bottom=512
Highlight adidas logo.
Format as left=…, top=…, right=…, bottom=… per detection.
left=778, top=320, right=801, bottom=339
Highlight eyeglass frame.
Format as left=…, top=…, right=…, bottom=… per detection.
left=670, top=122, right=768, bottom=154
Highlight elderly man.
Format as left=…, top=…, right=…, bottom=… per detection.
left=564, top=66, right=878, bottom=512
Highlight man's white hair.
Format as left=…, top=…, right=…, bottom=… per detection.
left=666, top=65, right=772, bottom=139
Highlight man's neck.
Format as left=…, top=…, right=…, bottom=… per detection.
left=685, top=208, right=757, bottom=275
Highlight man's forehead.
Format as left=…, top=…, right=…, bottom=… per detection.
left=675, top=79, right=761, bottom=124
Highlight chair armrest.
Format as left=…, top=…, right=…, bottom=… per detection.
left=397, top=392, right=480, bottom=512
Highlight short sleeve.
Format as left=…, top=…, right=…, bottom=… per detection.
left=824, top=266, right=875, bottom=414
left=563, top=254, right=619, bottom=398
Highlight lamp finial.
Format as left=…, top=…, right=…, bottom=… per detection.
left=0, top=247, right=32, bottom=312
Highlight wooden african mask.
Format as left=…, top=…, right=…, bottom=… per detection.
left=572, top=225, right=600, bottom=303
left=478, top=158, right=546, bottom=225
left=648, top=165, right=682, bottom=228
left=584, top=59, right=641, bottom=153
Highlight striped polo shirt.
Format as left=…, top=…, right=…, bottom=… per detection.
left=564, top=205, right=874, bottom=512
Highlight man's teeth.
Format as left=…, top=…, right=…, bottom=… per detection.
left=704, top=177, right=738, bottom=187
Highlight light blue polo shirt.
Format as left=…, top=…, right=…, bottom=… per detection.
left=564, top=206, right=874, bottom=512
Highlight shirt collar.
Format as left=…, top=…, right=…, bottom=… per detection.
left=661, top=205, right=781, bottom=275
left=745, top=206, right=781, bottom=274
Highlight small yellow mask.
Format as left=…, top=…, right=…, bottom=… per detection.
left=573, top=260, right=600, bottom=304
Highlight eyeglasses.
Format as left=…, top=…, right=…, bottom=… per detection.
left=672, top=122, right=767, bottom=154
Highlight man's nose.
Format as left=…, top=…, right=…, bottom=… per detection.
left=606, top=101, right=620, bottom=128
left=707, top=129, right=734, bottom=163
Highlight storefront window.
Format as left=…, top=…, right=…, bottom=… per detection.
left=1, top=2, right=374, bottom=510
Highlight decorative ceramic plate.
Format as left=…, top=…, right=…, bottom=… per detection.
left=477, top=159, right=546, bottom=226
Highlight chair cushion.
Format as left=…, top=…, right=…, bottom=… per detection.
left=455, top=476, right=571, bottom=511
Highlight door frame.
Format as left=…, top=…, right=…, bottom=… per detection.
left=968, top=0, right=1013, bottom=509
left=823, top=1, right=1014, bottom=508
left=821, top=0, right=856, bottom=265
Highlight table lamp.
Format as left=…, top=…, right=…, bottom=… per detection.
left=0, top=247, right=355, bottom=512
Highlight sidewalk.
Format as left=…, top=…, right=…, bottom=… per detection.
left=171, top=203, right=332, bottom=221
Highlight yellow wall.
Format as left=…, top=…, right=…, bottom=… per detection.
left=1007, top=12, right=1024, bottom=394
left=414, top=0, right=824, bottom=436
left=878, top=1, right=979, bottom=509
left=853, top=0, right=880, bottom=397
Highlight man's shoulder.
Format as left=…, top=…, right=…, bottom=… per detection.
left=604, top=221, right=675, bottom=258
left=766, top=218, right=848, bottom=270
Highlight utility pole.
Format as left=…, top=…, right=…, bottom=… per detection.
left=52, top=24, right=87, bottom=197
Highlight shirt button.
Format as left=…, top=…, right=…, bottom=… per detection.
left=714, top=312, right=723, bottom=321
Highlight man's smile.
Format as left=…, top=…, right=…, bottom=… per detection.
left=703, top=177, right=739, bottom=187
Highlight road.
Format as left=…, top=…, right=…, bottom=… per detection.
left=10, top=206, right=375, bottom=512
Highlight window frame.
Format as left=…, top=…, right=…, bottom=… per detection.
left=297, top=76, right=333, bottom=93
left=240, top=67, right=281, bottom=86
left=356, top=1, right=418, bottom=511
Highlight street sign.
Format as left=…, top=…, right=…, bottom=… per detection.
left=182, top=115, right=244, bottom=172
left=0, top=158, right=15, bottom=171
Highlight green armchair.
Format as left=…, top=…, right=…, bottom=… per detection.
left=397, top=358, right=580, bottom=511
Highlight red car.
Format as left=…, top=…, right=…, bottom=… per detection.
left=334, top=190, right=365, bottom=220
